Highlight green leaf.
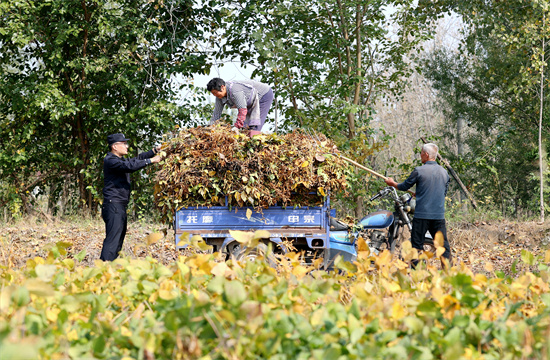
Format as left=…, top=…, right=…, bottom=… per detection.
left=223, top=280, right=247, bottom=306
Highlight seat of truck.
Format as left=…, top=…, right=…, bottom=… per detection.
left=330, top=217, right=350, bottom=231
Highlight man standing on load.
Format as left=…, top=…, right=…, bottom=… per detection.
left=207, top=78, right=274, bottom=137
left=384, top=143, right=452, bottom=268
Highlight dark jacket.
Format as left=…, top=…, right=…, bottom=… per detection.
left=397, top=161, right=450, bottom=220
left=103, top=150, right=155, bottom=203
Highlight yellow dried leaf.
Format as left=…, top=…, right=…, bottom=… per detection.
left=356, top=237, right=369, bottom=252
left=386, top=281, right=401, bottom=293
left=120, top=326, right=132, bottom=337
left=434, top=231, right=445, bottom=248
left=292, top=265, right=309, bottom=279
left=46, top=308, right=60, bottom=322
left=391, top=301, right=406, bottom=320
left=211, top=262, right=233, bottom=278
left=301, top=160, right=309, bottom=167
left=376, top=250, right=392, bottom=266
left=246, top=208, right=253, bottom=220
left=146, top=232, right=164, bottom=246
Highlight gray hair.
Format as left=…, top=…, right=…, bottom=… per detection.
left=422, top=143, right=438, bottom=160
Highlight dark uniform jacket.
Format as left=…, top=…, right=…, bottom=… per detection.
left=103, top=150, right=155, bottom=204
left=397, top=161, right=450, bottom=220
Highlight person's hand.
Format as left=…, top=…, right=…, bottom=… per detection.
left=384, top=177, right=398, bottom=188
left=231, top=126, right=240, bottom=134
left=150, top=155, right=161, bottom=164
left=235, top=118, right=244, bottom=129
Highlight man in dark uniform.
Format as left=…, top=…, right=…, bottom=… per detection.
left=100, top=133, right=162, bottom=261
left=384, top=143, right=452, bottom=268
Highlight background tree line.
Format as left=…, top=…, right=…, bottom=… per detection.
left=1, top=0, right=548, bottom=222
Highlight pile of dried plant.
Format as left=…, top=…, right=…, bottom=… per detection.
left=153, top=124, right=349, bottom=224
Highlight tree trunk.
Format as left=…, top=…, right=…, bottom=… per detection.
left=539, top=29, right=545, bottom=223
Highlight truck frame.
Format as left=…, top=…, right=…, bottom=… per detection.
left=174, top=196, right=356, bottom=269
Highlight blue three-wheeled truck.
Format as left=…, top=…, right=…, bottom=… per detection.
left=174, top=196, right=357, bottom=269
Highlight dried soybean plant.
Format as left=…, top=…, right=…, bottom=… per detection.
left=153, top=124, right=349, bottom=224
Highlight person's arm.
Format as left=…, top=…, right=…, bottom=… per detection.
left=231, top=92, right=248, bottom=128
left=105, top=154, right=159, bottom=173
left=210, top=98, right=225, bottom=124
left=385, top=169, right=418, bottom=191
left=137, top=149, right=155, bottom=160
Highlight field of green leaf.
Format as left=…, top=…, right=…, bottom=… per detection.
left=2, top=219, right=550, bottom=359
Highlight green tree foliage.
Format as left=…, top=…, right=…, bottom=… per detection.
left=420, top=0, right=550, bottom=217
left=0, top=0, right=216, bottom=215
left=216, top=0, right=437, bottom=216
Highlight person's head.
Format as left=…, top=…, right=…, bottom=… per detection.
left=420, top=143, right=438, bottom=163
left=207, top=77, right=227, bottom=99
left=107, top=133, right=130, bottom=156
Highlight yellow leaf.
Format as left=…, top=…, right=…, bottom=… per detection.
left=120, top=326, right=132, bottom=337
left=25, top=279, right=55, bottom=297
left=246, top=208, right=253, bottom=220
left=301, top=160, right=309, bottom=167
left=356, top=237, right=369, bottom=252
left=209, top=170, right=216, bottom=176
left=385, top=280, right=401, bottom=293
left=67, top=329, right=78, bottom=341
left=318, top=187, right=326, bottom=197
left=375, top=250, right=392, bottom=266
left=230, top=230, right=254, bottom=244
left=401, top=241, right=418, bottom=262
left=175, top=232, right=190, bottom=247
left=46, top=308, right=60, bottom=322
left=211, top=262, right=233, bottom=278
left=363, top=281, right=374, bottom=293
left=391, top=301, right=406, bottom=320
left=158, top=280, right=179, bottom=301
left=545, top=250, right=550, bottom=263
left=292, top=265, right=309, bottom=279
left=434, top=231, right=445, bottom=248
left=484, top=261, right=494, bottom=272
left=254, top=230, right=270, bottom=240
left=436, top=247, right=446, bottom=258
left=146, top=232, right=164, bottom=246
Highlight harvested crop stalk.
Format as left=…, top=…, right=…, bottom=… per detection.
left=153, top=125, right=349, bottom=224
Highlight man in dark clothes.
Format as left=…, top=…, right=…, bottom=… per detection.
left=100, top=133, right=162, bottom=261
left=384, top=143, right=452, bottom=268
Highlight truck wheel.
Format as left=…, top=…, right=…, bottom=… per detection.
left=231, top=243, right=278, bottom=268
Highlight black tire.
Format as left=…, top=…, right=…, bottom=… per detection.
left=231, top=242, right=279, bottom=268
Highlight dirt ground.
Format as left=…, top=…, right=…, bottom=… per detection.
left=1, top=217, right=549, bottom=275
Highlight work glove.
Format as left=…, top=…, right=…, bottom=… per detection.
left=235, top=118, right=245, bottom=129
left=231, top=126, right=240, bottom=134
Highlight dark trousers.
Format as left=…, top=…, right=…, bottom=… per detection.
left=100, top=201, right=127, bottom=261
left=411, top=217, right=452, bottom=262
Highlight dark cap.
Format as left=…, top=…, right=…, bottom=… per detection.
left=107, top=133, right=130, bottom=145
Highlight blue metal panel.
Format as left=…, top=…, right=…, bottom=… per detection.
left=358, top=210, right=394, bottom=229
left=176, top=206, right=325, bottom=231
left=329, top=230, right=353, bottom=244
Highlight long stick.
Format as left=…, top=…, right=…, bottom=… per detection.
left=338, top=154, right=387, bottom=180
left=420, top=137, right=478, bottom=210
